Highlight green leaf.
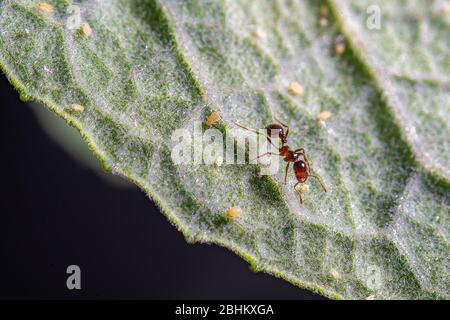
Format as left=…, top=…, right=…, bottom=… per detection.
left=1, top=0, right=449, bottom=299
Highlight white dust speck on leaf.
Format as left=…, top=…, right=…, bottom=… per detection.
left=42, top=65, right=52, bottom=74
left=320, top=17, right=329, bottom=28
left=253, top=28, right=267, bottom=40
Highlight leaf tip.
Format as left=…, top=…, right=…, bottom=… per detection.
left=330, top=268, right=341, bottom=280
left=299, top=184, right=309, bottom=193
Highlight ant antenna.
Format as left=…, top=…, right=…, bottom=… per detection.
left=309, top=175, right=328, bottom=193
left=232, top=121, right=278, bottom=149
left=273, top=116, right=289, bottom=128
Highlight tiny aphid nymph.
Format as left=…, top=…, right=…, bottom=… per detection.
left=317, top=111, right=332, bottom=121
left=319, top=5, right=330, bottom=17
left=81, top=22, right=92, bottom=37
left=299, top=184, right=309, bottom=193
left=70, top=103, right=84, bottom=113
left=288, top=81, right=304, bottom=97
left=334, top=35, right=345, bottom=55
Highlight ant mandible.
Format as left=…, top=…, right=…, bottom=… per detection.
left=234, top=118, right=327, bottom=204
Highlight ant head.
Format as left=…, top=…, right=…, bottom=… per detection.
left=266, top=124, right=286, bottom=143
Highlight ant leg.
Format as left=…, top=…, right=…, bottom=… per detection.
left=294, top=148, right=310, bottom=167
left=233, top=121, right=260, bottom=134
left=251, top=152, right=280, bottom=162
left=297, top=191, right=303, bottom=204
left=233, top=121, right=278, bottom=149
left=294, top=148, right=306, bottom=155
left=293, top=182, right=303, bottom=204
left=309, top=175, right=328, bottom=192
left=284, top=163, right=290, bottom=185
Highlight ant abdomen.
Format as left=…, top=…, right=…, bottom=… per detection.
left=294, top=160, right=308, bottom=182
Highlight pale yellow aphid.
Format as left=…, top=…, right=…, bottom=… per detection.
left=319, top=17, right=329, bottom=28
left=288, top=81, right=304, bottom=97
left=330, top=268, right=340, bottom=279
left=253, top=28, right=267, bottom=40
left=317, top=111, right=332, bottom=121
left=70, top=103, right=85, bottom=113
left=365, top=295, right=376, bottom=300
left=299, top=184, right=309, bottom=193
left=319, top=4, right=330, bottom=17
left=335, top=43, right=345, bottom=55
left=226, top=206, right=241, bottom=218
left=81, top=22, right=92, bottom=37
left=205, top=111, right=220, bottom=126
left=334, top=35, right=346, bottom=56
left=37, top=2, right=53, bottom=13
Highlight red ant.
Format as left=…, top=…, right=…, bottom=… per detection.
left=234, top=118, right=327, bottom=204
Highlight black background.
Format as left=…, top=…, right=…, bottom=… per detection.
left=0, top=73, right=323, bottom=300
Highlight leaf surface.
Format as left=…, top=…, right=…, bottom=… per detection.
left=0, top=0, right=449, bottom=299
